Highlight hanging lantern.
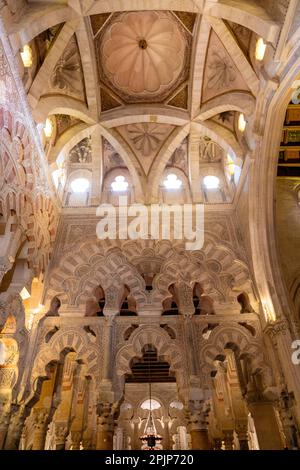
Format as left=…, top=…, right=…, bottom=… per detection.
left=139, top=381, right=162, bottom=450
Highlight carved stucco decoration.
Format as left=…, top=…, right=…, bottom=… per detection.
left=166, top=137, right=188, bottom=176
left=50, top=35, right=85, bottom=101
left=103, top=137, right=126, bottom=176
left=117, top=123, right=174, bottom=173
left=98, top=11, right=189, bottom=103
left=46, top=237, right=253, bottom=313
left=227, top=21, right=252, bottom=56
left=69, top=137, right=92, bottom=164
left=121, top=123, right=173, bottom=157
left=202, top=31, right=249, bottom=104
left=0, top=41, right=19, bottom=109
left=198, top=136, right=224, bottom=163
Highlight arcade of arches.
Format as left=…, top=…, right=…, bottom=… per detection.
left=1, top=0, right=300, bottom=451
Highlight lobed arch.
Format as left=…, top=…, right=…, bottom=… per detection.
left=47, top=249, right=147, bottom=310
left=199, top=322, right=273, bottom=389
left=114, top=325, right=186, bottom=394
left=31, top=328, right=101, bottom=388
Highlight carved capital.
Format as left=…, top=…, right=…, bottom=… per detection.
left=32, top=408, right=49, bottom=431
left=55, top=422, right=69, bottom=446
left=186, top=399, right=211, bottom=431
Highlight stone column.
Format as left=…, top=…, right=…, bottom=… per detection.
left=223, top=429, right=234, bottom=450
left=4, top=405, right=27, bottom=450
left=235, top=421, right=249, bottom=450
left=247, top=400, right=284, bottom=450
left=277, top=389, right=299, bottom=449
left=0, top=407, right=10, bottom=449
left=96, top=403, right=115, bottom=450
left=71, top=430, right=82, bottom=450
left=214, top=438, right=222, bottom=450
left=186, top=399, right=212, bottom=450
left=54, top=422, right=68, bottom=450
left=265, top=320, right=300, bottom=431
left=101, top=316, right=116, bottom=381
left=82, top=437, right=92, bottom=450
left=31, top=408, right=49, bottom=450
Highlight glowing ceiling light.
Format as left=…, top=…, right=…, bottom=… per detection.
left=255, top=38, right=267, bottom=61
left=141, top=399, right=161, bottom=410
left=71, top=177, right=90, bottom=193
left=44, top=118, right=53, bottom=138
left=20, top=44, right=33, bottom=68
left=20, top=287, right=31, bottom=300
left=111, top=175, right=129, bottom=192
left=203, top=175, right=220, bottom=190
left=238, top=113, right=246, bottom=133
left=163, top=173, right=182, bottom=189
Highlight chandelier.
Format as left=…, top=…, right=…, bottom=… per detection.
left=139, top=357, right=162, bottom=450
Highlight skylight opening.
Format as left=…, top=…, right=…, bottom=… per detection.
left=163, top=173, right=182, bottom=189
left=71, top=177, right=90, bottom=193
left=203, top=175, right=220, bottom=190
left=111, top=175, right=129, bottom=192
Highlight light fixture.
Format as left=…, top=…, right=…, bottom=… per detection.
left=255, top=38, right=267, bottom=61
left=203, top=175, right=220, bottom=190
left=163, top=173, right=182, bottom=190
left=20, top=287, right=31, bottom=300
left=20, top=44, right=33, bottom=68
left=227, top=154, right=235, bottom=177
left=238, top=113, right=246, bottom=133
left=44, top=118, right=53, bottom=138
left=111, top=175, right=129, bottom=192
left=71, top=177, right=90, bottom=193
left=139, top=369, right=162, bottom=450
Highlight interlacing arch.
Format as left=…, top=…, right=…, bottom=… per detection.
left=31, top=327, right=101, bottom=386
left=199, top=323, right=274, bottom=389
left=46, top=237, right=253, bottom=310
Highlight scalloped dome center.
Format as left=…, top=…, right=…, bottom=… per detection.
left=101, top=11, right=187, bottom=97
left=138, top=39, right=148, bottom=50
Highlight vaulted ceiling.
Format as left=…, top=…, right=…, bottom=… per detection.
left=5, top=0, right=291, bottom=207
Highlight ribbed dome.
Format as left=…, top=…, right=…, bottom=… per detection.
left=101, top=11, right=186, bottom=96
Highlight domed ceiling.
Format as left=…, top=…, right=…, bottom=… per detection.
left=10, top=0, right=290, bottom=208
left=95, top=11, right=191, bottom=103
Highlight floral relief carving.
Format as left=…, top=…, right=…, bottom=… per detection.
left=199, top=137, right=224, bottom=163
left=50, top=36, right=85, bottom=100
left=207, top=48, right=236, bottom=90
left=126, top=123, right=168, bottom=157
left=69, top=137, right=92, bottom=163
left=202, top=31, right=249, bottom=103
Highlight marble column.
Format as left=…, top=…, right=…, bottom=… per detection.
left=235, top=421, right=249, bottom=450
left=4, top=405, right=27, bottom=450
left=31, top=408, right=49, bottom=450
left=0, top=408, right=10, bottom=449
left=96, top=402, right=115, bottom=450
left=223, top=429, right=234, bottom=450
left=54, top=422, right=69, bottom=450
left=71, top=430, right=82, bottom=450
left=247, top=401, right=283, bottom=450
left=186, top=399, right=212, bottom=450
left=214, top=438, right=222, bottom=450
